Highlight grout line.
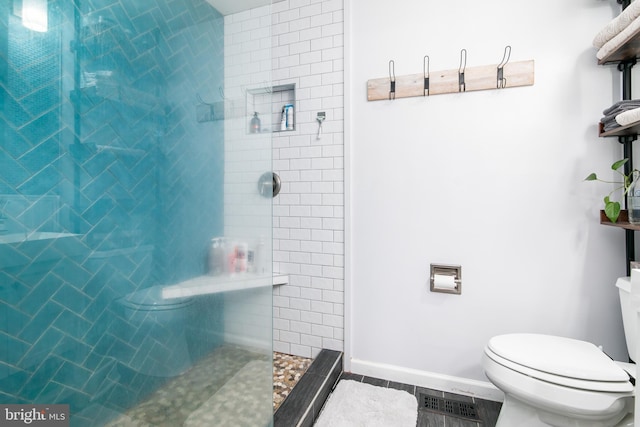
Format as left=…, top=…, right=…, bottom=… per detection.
left=295, top=352, right=342, bottom=427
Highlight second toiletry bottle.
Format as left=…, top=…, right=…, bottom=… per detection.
left=280, top=107, right=287, bottom=131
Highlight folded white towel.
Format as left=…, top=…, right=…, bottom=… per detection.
left=597, top=14, right=640, bottom=61
left=616, top=106, right=640, bottom=127
left=594, top=0, right=640, bottom=48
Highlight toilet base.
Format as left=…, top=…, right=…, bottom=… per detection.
left=495, top=395, right=543, bottom=427
left=496, top=395, right=634, bottom=427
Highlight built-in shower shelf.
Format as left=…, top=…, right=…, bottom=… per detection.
left=162, top=274, right=289, bottom=299
left=0, top=233, right=85, bottom=268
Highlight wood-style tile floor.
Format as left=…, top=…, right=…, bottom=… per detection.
left=272, top=353, right=503, bottom=427
left=339, top=373, right=502, bottom=427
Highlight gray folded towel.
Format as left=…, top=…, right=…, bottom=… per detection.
left=600, top=100, right=640, bottom=131
left=603, top=120, right=621, bottom=132
left=603, top=100, right=640, bottom=116
left=601, top=114, right=618, bottom=127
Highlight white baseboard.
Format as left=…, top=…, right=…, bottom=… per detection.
left=349, top=358, right=504, bottom=403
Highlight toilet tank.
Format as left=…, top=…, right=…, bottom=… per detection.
left=616, top=275, right=638, bottom=361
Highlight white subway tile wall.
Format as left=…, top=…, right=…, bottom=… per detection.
left=224, top=0, right=344, bottom=358
left=222, top=3, right=274, bottom=350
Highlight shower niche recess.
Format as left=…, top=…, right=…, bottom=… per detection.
left=246, top=83, right=296, bottom=133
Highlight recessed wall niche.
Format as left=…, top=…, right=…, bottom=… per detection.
left=246, top=83, right=296, bottom=133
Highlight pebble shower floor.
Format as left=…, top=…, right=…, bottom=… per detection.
left=101, top=348, right=311, bottom=426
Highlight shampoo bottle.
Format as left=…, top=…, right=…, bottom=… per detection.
left=280, top=107, right=287, bottom=131
left=250, top=112, right=261, bottom=133
left=208, top=238, right=225, bottom=275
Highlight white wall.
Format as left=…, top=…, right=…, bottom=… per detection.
left=347, top=0, right=628, bottom=393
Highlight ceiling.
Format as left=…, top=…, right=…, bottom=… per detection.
left=206, top=0, right=274, bottom=16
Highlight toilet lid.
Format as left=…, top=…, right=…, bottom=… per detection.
left=487, top=334, right=630, bottom=383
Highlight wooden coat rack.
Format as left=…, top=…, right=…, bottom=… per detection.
left=367, top=47, right=535, bottom=101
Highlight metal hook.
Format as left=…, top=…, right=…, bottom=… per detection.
left=458, top=49, right=467, bottom=92
left=423, top=56, right=430, bottom=96
left=497, top=45, right=511, bottom=88
left=389, top=60, right=396, bottom=100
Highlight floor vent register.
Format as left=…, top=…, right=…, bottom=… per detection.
left=418, top=393, right=481, bottom=422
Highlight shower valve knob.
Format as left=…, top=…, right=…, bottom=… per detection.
left=258, top=172, right=281, bottom=198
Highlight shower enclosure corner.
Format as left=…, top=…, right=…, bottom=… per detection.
left=0, top=0, right=274, bottom=425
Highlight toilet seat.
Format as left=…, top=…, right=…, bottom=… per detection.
left=482, top=351, right=633, bottom=425
left=485, top=347, right=633, bottom=393
left=486, top=334, right=633, bottom=393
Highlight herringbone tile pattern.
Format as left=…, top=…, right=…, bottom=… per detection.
left=0, top=0, right=230, bottom=424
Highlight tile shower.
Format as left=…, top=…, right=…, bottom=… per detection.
left=1, top=0, right=274, bottom=425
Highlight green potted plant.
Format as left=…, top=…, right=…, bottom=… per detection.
left=585, top=158, right=640, bottom=223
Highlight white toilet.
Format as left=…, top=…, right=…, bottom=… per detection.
left=482, top=276, right=638, bottom=427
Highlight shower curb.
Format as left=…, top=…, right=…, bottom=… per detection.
left=273, top=349, right=343, bottom=427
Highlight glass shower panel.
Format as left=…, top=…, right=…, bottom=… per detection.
left=0, top=0, right=273, bottom=426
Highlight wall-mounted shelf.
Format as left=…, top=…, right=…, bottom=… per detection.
left=595, top=2, right=639, bottom=276
left=599, top=120, right=640, bottom=137
left=600, top=210, right=640, bottom=231
left=598, top=24, right=640, bottom=65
